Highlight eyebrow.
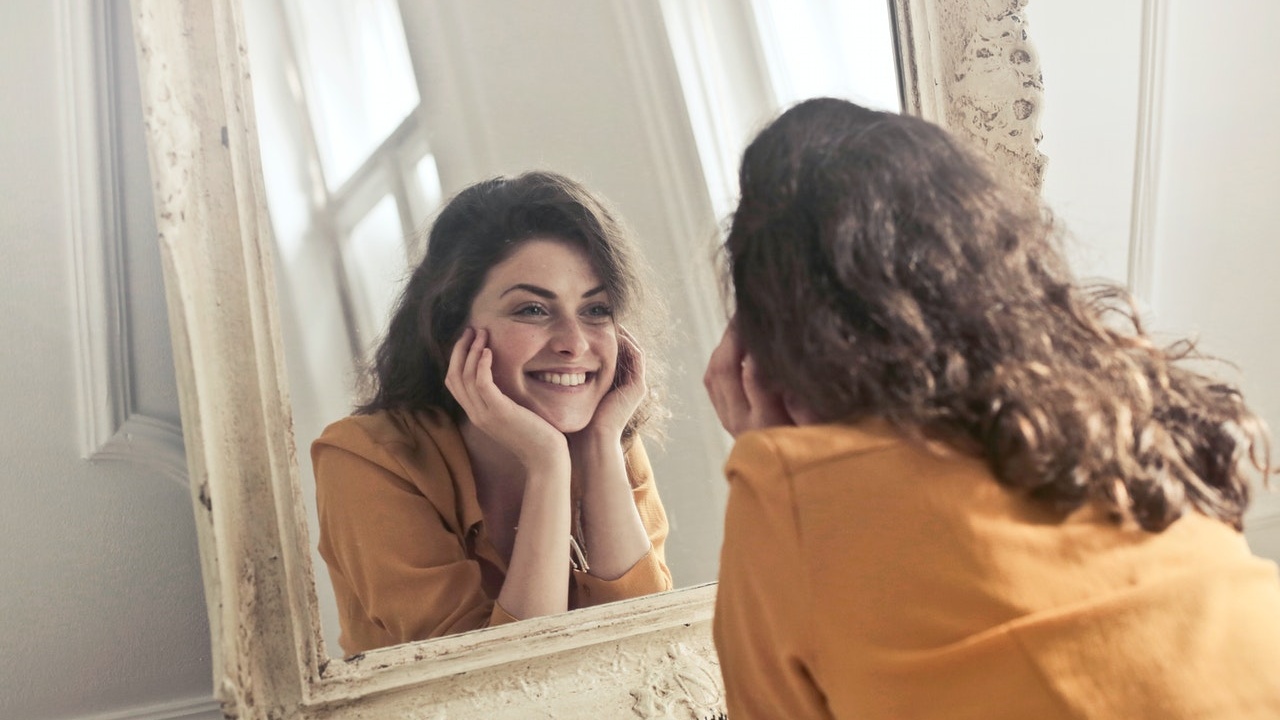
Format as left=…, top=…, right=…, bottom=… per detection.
left=500, top=283, right=607, bottom=300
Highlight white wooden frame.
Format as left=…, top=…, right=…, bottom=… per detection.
left=127, top=0, right=1045, bottom=716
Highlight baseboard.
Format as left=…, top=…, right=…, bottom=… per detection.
left=72, top=696, right=222, bottom=720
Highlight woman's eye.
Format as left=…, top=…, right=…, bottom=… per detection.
left=583, top=304, right=614, bottom=320
left=515, top=304, right=549, bottom=317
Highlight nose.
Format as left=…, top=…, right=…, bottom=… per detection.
left=550, top=316, right=590, bottom=358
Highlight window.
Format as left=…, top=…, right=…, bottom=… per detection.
left=246, top=0, right=441, bottom=362
left=660, top=0, right=901, bottom=219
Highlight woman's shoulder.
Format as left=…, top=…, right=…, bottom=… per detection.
left=727, top=420, right=908, bottom=476
left=310, top=408, right=474, bottom=517
left=725, top=419, right=996, bottom=514
left=313, top=408, right=461, bottom=463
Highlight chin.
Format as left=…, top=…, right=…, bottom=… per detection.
left=524, top=398, right=603, bottom=435
left=507, top=384, right=607, bottom=435
left=539, top=412, right=594, bottom=435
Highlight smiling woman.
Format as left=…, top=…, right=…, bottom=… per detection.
left=245, top=0, right=742, bottom=655
left=312, top=172, right=673, bottom=655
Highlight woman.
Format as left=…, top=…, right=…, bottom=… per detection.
left=705, top=98, right=1280, bottom=718
left=313, top=171, right=672, bottom=656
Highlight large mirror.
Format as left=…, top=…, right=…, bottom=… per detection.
left=128, top=0, right=1044, bottom=716
left=239, top=0, right=903, bottom=659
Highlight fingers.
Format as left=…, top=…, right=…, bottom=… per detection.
left=446, top=327, right=493, bottom=416
left=704, top=325, right=751, bottom=435
left=472, top=345, right=505, bottom=412
left=444, top=327, right=474, bottom=406
left=579, top=326, right=647, bottom=439
left=462, top=327, right=486, bottom=394
left=703, top=322, right=795, bottom=436
left=614, top=325, right=647, bottom=393
left=445, top=328, right=567, bottom=466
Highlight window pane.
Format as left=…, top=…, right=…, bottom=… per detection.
left=285, top=0, right=420, bottom=189
left=753, top=0, right=901, bottom=112
left=342, top=195, right=409, bottom=354
left=414, top=153, right=444, bottom=216
left=411, top=152, right=444, bottom=232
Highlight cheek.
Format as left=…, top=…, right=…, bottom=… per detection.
left=484, top=327, right=540, bottom=379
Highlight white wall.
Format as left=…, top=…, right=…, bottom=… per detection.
left=1148, top=0, right=1280, bottom=549
left=1032, top=0, right=1144, bottom=285
left=3, top=1, right=1277, bottom=718
left=1033, top=0, right=1280, bottom=556
left=0, top=1, right=218, bottom=719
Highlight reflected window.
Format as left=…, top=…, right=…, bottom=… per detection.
left=284, top=0, right=420, bottom=190
left=245, top=0, right=442, bottom=364
left=750, top=0, right=901, bottom=112
left=342, top=195, right=409, bottom=353
left=660, top=0, right=901, bottom=219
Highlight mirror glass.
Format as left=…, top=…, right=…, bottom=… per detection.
left=241, top=0, right=902, bottom=657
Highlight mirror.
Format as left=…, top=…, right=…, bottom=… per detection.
left=128, top=0, right=1044, bottom=715
left=238, top=0, right=904, bottom=658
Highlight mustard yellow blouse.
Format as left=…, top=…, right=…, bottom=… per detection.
left=313, top=408, right=672, bottom=656
left=715, top=421, right=1280, bottom=719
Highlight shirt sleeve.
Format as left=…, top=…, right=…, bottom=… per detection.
left=573, top=438, right=674, bottom=607
left=714, top=431, right=832, bottom=720
left=314, top=442, right=513, bottom=655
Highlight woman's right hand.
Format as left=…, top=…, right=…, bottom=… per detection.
left=445, top=327, right=569, bottom=469
left=704, top=319, right=805, bottom=437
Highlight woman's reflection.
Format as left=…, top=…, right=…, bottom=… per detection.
left=312, top=171, right=672, bottom=656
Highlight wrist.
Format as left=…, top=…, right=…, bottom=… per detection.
left=576, top=420, right=624, bottom=443
left=521, top=456, right=572, bottom=491
left=569, top=426, right=624, bottom=456
left=515, top=436, right=571, bottom=477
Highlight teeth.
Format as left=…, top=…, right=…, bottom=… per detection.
left=535, top=372, right=588, bottom=387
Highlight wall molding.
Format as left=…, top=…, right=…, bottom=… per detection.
left=73, top=695, right=222, bottom=720
left=1126, top=0, right=1168, bottom=308
left=63, top=0, right=186, bottom=485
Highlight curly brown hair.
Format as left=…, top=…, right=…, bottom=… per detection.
left=357, top=170, right=666, bottom=444
left=726, top=97, right=1271, bottom=532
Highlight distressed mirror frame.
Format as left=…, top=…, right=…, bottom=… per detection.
left=129, top=0, right=1044, bottom=717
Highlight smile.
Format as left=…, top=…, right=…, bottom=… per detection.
left=530, top=371, right=590, bottom=387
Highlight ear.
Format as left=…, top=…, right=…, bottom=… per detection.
left=784, top=392, right=820, bottom=426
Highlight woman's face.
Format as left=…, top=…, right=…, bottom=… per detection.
left=466, top=237, right=618, bottom=433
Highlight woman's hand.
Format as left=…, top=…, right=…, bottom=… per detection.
left=447, top=328, right=571, bottom=621
left=570, top=325, right=653, bottom=580
left=703, top=320, right=800, bottom=437
left=445, top=327, right=568, bottom=468
left=575, top=325, right=648, bottom=443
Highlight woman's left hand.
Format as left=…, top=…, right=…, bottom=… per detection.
left=576, top=325, right=647, bottom=442
left=704, top=320, right=796, bottom=437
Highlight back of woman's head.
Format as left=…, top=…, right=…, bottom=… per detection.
left=727, top=97, right=1270, bottom=531
left=358, top=170, right=663, bottom=441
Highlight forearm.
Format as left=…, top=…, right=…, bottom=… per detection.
left=574, top=431, right=652, bottom=580
left=496, top=464, right=572, bottom=620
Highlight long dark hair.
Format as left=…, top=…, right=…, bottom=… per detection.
left=726, top=97, right=1270, bottom=532
left=358, top=170, right=665, bottom=442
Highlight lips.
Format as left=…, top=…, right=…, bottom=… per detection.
left=530, top=371, right=590, bottom=387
